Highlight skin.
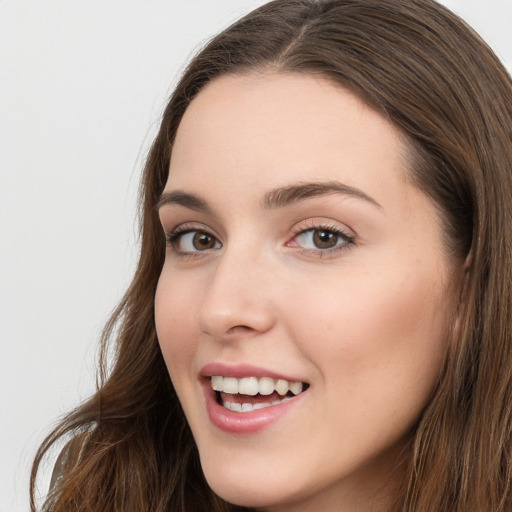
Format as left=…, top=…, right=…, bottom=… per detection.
left=155, top=73, right=461, bottom=512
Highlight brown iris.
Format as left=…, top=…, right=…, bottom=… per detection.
left=193, top=232, right=217, bottom=250
left=313, top=230, right=338, bottom=249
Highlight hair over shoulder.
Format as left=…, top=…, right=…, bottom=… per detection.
left=32, top=1, right=512, bottom=511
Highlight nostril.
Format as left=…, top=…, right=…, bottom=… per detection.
left=226, top=325, right=253, bottom=334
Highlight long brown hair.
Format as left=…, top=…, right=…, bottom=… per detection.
left=31, top=1, right=512, bottom=510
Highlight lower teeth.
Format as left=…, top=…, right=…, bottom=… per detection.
left=223, top=396, right=293, bottom=412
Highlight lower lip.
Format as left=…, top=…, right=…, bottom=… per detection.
left=202, top=382, right=307, bottom=435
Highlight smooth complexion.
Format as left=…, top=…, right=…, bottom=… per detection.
left=155, top=73, right=460, bottom=512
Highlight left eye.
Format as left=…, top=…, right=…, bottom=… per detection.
left=293, top=228, right=352, bottom=250
left=170, top=230, right=222, bottom=253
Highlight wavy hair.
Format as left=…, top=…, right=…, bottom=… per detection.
left=31, top=1, right=512, bottom=510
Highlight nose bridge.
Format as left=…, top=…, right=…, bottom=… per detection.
left=198, top=240, right=275, bottom=338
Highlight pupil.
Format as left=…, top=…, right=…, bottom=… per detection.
left=313, top=230, right=337, bottom=249
left=193, top=232, right=214, bottom=250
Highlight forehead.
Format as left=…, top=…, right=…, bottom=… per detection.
left=167, top=72, right=412, bottom=210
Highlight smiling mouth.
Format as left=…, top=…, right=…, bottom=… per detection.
left=211, top=376, right=309, bottom=412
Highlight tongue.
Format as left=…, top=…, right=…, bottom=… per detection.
left=219, top=391, right=285, bottom=405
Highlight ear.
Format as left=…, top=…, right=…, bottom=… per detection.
left=463, top=249, right=472, bottom=270
left=450, top=249, right=471, bottom=346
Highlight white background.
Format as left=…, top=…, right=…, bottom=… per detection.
left=1, top=1, right=511, bottom=511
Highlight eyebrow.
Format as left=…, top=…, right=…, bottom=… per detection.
left=262, top=181, right=382, bottom=210
left=156, top=190, right=212, bottom=213
left=156, top=180, right=382, bottom=212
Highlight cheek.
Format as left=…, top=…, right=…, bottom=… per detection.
left=154, top=272, right=200, bottom=380
left=282, top=266, right=452, bottom=471
left=290, top=266, right=449, bottom=405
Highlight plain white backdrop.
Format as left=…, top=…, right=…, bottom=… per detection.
left=1, top=1, right=511, bottom=510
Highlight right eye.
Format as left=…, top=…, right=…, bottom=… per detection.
left=167, top=229, right=222, bottom=254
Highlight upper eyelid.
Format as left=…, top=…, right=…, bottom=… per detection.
left=290, top=226, right=355, bottom=245
left=164, top=221, right=219, bottom=237
left=290, top=218, right=356, bottom=238
left=164, top=219, right=355, bottom=239
left=293, top=226, right=354, bottom=240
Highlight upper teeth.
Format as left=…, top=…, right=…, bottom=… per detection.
left=211, top=376, right=303, bottom=396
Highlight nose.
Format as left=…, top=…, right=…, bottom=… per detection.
left=197, top=247, right=276, bottom=340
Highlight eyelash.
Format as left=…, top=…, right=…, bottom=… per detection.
left=165, top=222, right=355, bottom=258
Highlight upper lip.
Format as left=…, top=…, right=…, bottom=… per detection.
left=200, top=362, right=307, bottom=383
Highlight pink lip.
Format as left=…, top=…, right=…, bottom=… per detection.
left=199, top=363, right=308, bottom=435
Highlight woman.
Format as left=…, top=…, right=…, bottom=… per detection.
left=31, top=0, right=512, bottom=511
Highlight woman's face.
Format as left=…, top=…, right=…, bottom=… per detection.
left=155, top=73, right=460, bottom=511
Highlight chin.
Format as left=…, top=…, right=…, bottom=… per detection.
left=201, top=457, right=301, bottom=510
